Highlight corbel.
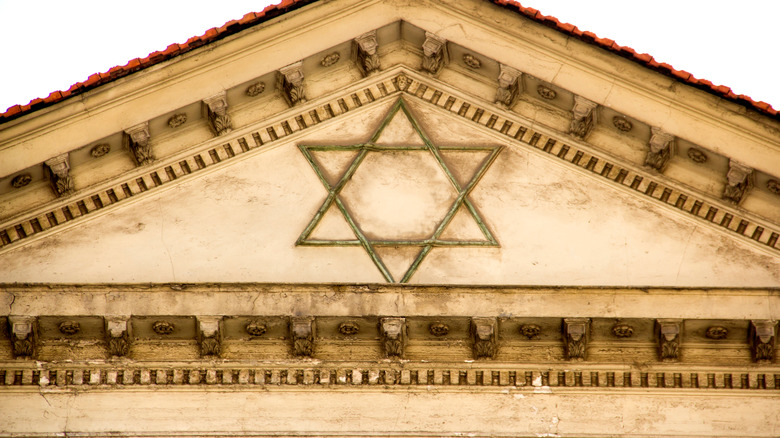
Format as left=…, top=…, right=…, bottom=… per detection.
left=43, top=153, right=74, bottom=197
left=277, top=61, right=306, bottom=107
left=124, top=122, right=154, bottom=166
left=197, top=316, right=222, bottom=357
left=749, top=320, right=777, bottom=363
left=569, top=96, right=598, bottom=139
left=353, top=30, right=380, bottom=77
left=562, top=318, right=589, bottom=360
left=645, top=127, right=675, bottom=172
left=421, top=32, right=447, bottom=75
left=722, top=160, right=753, bottom=204
left=105, top=316, right=131, bottom=357
left=656, top=319, right=682, bottom=361
left=495, top=64, right=522, bottom=108
left=471, top=317, right=497, bottom=359
left=290, top=316, right=315, bottom=357
left=379, top=317, right=406, bottom=358
left=202, top=92, right=232, bottom=136
left=8, top=316, right=36, bottom=358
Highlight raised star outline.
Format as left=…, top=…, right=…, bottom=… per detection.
left=297, top=98, right=502, bottom=283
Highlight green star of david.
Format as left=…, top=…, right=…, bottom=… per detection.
left=297, top=98, right=502, bottom=283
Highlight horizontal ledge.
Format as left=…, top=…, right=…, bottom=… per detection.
left=1, top=284, right=778, bottom=319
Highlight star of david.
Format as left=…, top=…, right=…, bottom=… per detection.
left=297, top=98, right=502, bottom=283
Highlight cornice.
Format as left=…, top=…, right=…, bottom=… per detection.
left=1, top=68, right=777, bottom=259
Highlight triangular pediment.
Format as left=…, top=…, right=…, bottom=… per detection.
left=0, top=68, right=778, bottom=286
left=0, top=1, right=778, bottom=286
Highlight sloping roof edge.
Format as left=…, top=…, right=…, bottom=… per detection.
left=1, top=0, right=777, bottom=123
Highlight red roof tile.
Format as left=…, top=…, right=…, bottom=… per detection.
left=1, top=0, right=777, bottom=123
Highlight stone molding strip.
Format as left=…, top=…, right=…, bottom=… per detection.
left=395, top=74, right=780, bottom=255
left=0, top=69, right=778, bottom=256
left=0, top=74, right=399, bottom=253
left=1, top=363, right=777, bottom=391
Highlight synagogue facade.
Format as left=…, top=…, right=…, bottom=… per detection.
left=0, top=0, right=779, bottom=436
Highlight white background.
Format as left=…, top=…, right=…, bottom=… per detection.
left=1, top=0, right=778, bottom=113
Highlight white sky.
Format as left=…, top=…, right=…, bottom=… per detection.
left=1, top=0, right=778, bottom=113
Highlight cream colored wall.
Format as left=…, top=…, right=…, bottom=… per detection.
left=2, top=387, right=778, bottom=437
left=0, top=97, right=778, bottom=286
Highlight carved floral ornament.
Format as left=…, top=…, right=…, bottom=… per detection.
left=245, top=320, right=267, bottom=337
left=462, top=54, right=481, bottom=69
left=58, top=321, right=80, bottom=335
left=338, top=321, right=360, bottom=335
left=167, top=113, right=187, bottom=128
left=611, top=323, right=634, bottom=338
left=245, top=82, right=265, bottom=97
left=767, top=179, right=780, bottom=195
left=11, top=173, right=32, bottom=188
left=152, top=320, right=175, bottom=335
left=612, top=116, right=632, bottom=132
left=90, top=143, right=111, bottom=158
left=537, top=85, right=557, bottom=100
left=687, top=148, right=708, bottom=163
left=320, top=52, right=340, bottom=67
left=429, top=323, right=449, bottom=337
left=705, top=326, right=728, bottom=340
left=519, top=324, right=541, bottom=339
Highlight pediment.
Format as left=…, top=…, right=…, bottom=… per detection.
left=0, top=66, right=778, bottom=286
left=0, top=2, right=778, bottom=286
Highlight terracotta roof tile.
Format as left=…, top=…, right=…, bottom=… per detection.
left=2, top=0, right=777, bottom=122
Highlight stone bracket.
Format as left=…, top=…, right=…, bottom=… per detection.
left=645, top=127, right=675, bottom=172
left=105, top=316, right=131, bottom=357
left=749, top=320, right=776, bottom=363
left=124, top=122, right=154, bottom=166
left=562, top=318, right=589, bottom=360
left=277, top=61, right=306, bottom=107
left=202, top=92, right=232, bottom=136
left=197, top=316, right=222, bottom=357
left=379, top=317, right=406, bottom=358
left=290, top=316, right=315, bottom=357
left=495, top=64, right=522, bottom=108
left=656, top=319, right=682, bottom=361
left=421, top=32, right=447, bottom=75
left=353, top=30, right=380, bottom=77
left=723, top=160, right=753, bottom=204
left=569, top=95, right=597, bottom=139
left=471, top=317, right=497, bottom=359
left=43, top=153, right=74, bottom=197
left=8, top=316, right=36, bottom=358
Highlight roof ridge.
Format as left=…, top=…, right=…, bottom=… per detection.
left=1, top=0, right=777, bottom=123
